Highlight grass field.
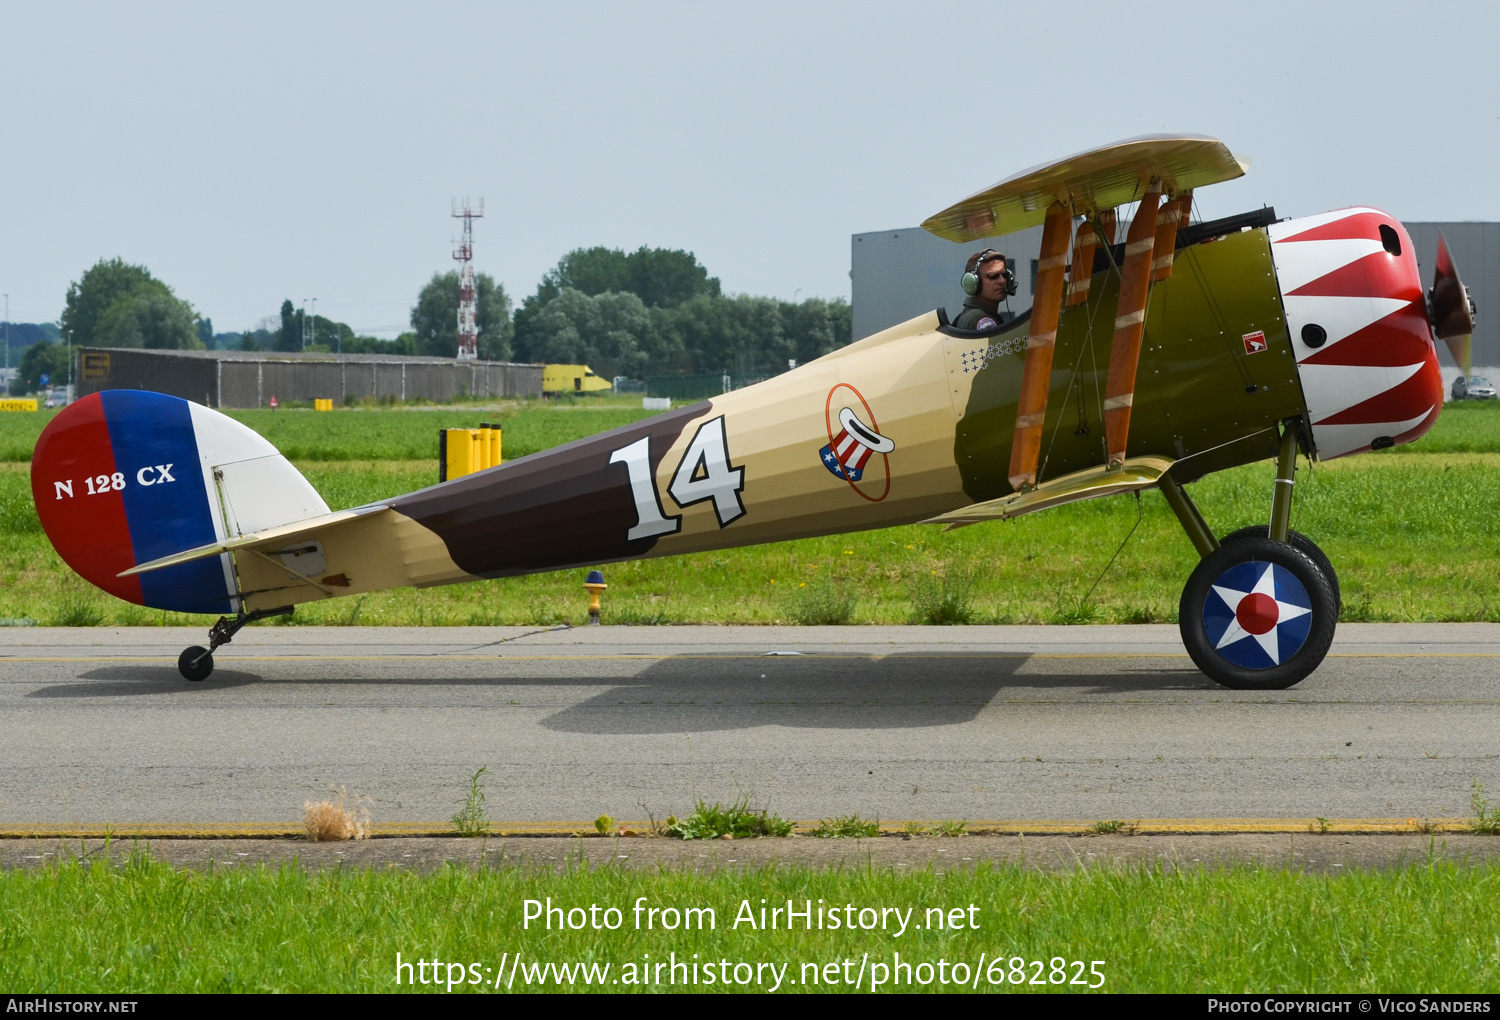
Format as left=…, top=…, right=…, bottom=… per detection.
left=1, top=399, right=1497, bottom=626
left=2, top=854, right=1494, bottom=993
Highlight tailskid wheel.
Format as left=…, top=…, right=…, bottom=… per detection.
left=1179, top=536, right=1337, bottom=690
left=1219, top=526, right=1340, bottom=614
left=178, top=646, right=214, bottom=682
left=176, top=605, right=292, bottom=683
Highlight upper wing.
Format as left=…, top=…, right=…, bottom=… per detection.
left=921, top=134, right=1248, bottom=243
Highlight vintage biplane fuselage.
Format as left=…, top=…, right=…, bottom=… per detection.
left=31, top=136, right=1472, bottom=689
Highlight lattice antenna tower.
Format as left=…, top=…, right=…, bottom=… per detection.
left=452, top=198, right=484, bottom=361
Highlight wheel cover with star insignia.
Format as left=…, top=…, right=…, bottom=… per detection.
left=1201, top=560, right=1314, bottom=670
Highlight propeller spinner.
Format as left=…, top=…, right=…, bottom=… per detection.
left=1429, top=233, right=1477, bottom=375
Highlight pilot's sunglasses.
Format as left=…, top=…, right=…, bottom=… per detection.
left=983, top=271, right=1007, bottom=281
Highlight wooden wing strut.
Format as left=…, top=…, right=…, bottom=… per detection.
left=1103, top=183, right=1164, bottom=468
left=1150, top=190, right=1192, bottom=282
left=1065, top=214, right=1098, bottom=307
left=1007, top=202, right=1073, bottom=492
left=1097, top=209, right=1117, bottom=248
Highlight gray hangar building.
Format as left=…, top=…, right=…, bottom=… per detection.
left=75, top=348, right=543, bottom=408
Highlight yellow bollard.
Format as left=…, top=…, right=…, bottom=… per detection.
left=439, top=425, right=502, bottom=482
left=583, top=570, right=607, bottom=626
left=480, top=422, right=502, bottom=469
left=441, top=428, right=476, bottom=482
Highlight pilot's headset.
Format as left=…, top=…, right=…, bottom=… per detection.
left=961, top=249, right=1017, bottom=296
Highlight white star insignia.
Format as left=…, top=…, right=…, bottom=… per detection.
left=1209, top=562, right=1312, bottom=665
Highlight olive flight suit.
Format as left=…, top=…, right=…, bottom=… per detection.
left=952, top=295, right=1005, bottom=331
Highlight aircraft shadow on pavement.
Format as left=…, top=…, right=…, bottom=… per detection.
left=539, top=653, right=1212, bottom=734
left=27, top=666, right=264, bottom=697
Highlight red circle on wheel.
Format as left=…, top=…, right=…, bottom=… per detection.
left=1236, top=592, right=1280, bottom=635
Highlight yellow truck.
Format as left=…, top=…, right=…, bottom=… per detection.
left=542, top=364, right=612, bottom=394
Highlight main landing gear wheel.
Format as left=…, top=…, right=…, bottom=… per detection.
left=1219, top=526, right=1340, bottom=614
left=178, top=646, right=214, bottom=682
left=1179, top=536, right=1337, bottom=691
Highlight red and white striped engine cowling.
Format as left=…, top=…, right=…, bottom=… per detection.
left=1268, top=207, right=1443, bottom=460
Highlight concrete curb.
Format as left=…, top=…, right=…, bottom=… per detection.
left=0, top=818, right=1477, bottom=840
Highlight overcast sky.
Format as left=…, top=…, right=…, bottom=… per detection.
left=2, top=0, right=1496, bottom=335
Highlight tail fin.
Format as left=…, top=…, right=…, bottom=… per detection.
left=31, top=391, right=329, bottom=614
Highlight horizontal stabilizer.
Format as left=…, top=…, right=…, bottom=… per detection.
left=117, top=505, right=388, bottom=577
left=119, top=496, right=470, bottom=614
left=922, top=135, right=1247, bottom=242
left=924, top=456, right=1175, bottom=525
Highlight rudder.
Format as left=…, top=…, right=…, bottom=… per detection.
left=31, top=391, right=329, bottom=614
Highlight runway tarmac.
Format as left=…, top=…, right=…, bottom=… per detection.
left=1, top=624, right=1497, bottom=829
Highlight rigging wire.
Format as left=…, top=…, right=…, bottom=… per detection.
left=1082, top=490, right=1144, bottom=605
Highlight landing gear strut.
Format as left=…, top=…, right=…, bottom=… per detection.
left=178, top=605, right=294, bottom=681
left=1161, top=423, right=1340, bottom=690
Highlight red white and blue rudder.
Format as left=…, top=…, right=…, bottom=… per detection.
left=31, top=391, right=329, bottom=615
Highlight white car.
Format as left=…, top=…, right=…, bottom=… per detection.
left=1452, top=375, right=1497, bottom=400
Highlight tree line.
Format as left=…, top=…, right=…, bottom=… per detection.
left=510, top=247, right=849, bottom=381
left=9, top=247, right=849, bottom=394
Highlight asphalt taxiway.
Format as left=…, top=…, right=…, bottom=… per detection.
left=0, top=624, right=1496, bottom=829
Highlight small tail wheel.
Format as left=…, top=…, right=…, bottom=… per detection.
left=178, top=646, right=214, bottom=682
left=1219, top=526, right=1340, bottom=614
left=1179, top=536, right=1337, bottom=690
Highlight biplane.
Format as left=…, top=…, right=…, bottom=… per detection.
left=30, top=135, right=1475, bottom=689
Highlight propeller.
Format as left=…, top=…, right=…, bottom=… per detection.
left=1428, top=233, right=1476, bottom=376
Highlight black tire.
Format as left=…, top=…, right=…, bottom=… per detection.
left=178, top=646, right=213, bottom=682
left=1179, top=536, right=1337, bottom=690
left=1220, top=526, right=1340, bottom=613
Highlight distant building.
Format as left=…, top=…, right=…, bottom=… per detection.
left=1402, top=222, right=1500, bottom=387
left=851, top=218, right=1499, bottom=391
left=851, top=223, right=1043, bottom=343
left=74, top=348, right=542, bottom=408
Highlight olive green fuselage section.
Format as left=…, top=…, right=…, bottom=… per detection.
left=955, top=226, right=1305, bottom=497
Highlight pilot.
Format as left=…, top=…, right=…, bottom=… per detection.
left=953, top=248, right=1017, bottom=331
